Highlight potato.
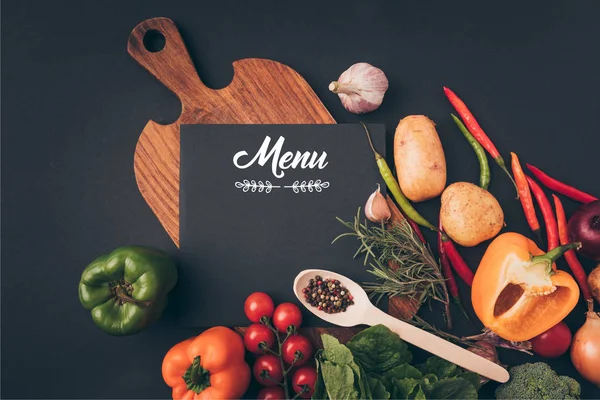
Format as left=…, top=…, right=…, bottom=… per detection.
left=394, top=115, right=446, bottom=202
left=440, top=182, right=504, bottom=247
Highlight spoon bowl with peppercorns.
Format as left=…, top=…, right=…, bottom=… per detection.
left=293, top=269, right=367, bottom=327
left=293, top=269, right=510, bottom=383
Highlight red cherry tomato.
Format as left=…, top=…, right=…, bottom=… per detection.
left=291, top=366, right=317, bottom=398
left=257, top=386, right=286, bottom=400
left=282, top=334, right=313, bottom=366
left=272, top=303, right=303, bottom=333
left=531, top=321, right=572, bottom=358
left=245, top=292, right=275, bottom=323
left=244, top=323, right=276, bottom=354
left=253, top=354, right=283, bottom=386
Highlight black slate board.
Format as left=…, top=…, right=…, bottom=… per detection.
left=178, top=124, right=386, bottom=327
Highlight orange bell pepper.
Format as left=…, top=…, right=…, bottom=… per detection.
left=472, top=232, right=580, bottom=342
left=162, top=326, right=250, bottom=400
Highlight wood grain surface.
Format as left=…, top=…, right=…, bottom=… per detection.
left=128, top=18, right=418, bottom=338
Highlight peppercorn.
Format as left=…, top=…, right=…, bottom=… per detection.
left=302, top=275, right=355, bottom=314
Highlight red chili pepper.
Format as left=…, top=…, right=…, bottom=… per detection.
left=526, top=175, right=559, bottom=253
left=438, top=221, right=471, bottom=325
left=527, top=163, right=598, bottom=204
left=438, top=231, right=455, bottom=329
left=403, top=210, right=427, bottom=244
left=511, top=152, right=542, bottom=245
left=553, top=195, right=593, bottom=301
left=438, top=229, right=459, bottom=298
left=440, top=233, right=474, bottom=286
left=443, top=87, right=518, bottom=197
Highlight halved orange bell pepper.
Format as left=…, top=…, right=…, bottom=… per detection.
left=162, top=326, right=250, bottom=400
left=472, top=232, right=580, bottom=342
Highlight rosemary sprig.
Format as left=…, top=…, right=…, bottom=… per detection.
left=333, top=209, right=449, bottom=309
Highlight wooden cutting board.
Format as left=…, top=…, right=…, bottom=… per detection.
left=128, top=17, right=335, bottom=246
left=128, top=17, right=418, bottom=341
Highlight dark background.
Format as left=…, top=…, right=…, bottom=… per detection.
left=2, top=0, right=600, bottom=398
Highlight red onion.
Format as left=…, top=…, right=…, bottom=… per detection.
left=570, top=300, right=600, bottom=386
left=568, top=200, right=600, bottom=260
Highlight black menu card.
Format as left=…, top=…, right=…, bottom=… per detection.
left=178, top=124, right=386, bottom=327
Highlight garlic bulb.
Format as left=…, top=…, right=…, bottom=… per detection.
left=365, top=185, right=391, bottom=223
left=329, top=62, right=389, bottom=114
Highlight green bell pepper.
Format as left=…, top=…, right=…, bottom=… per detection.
left=78, top=246, right=178, bottom=336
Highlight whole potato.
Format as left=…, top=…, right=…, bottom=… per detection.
left=394, top=115, right=446, bottom=202
left=440, top=182, right=504, bottom=247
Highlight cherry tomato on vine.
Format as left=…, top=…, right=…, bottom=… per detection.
left=291, top=366, right=317, bottom=398
left=253, top=354, right=283, bottom=386
left=244, top=323, right=276, bottom=354
left=272, top=302, right=303, bottom=333
left=530, top=321, right=572, bottom=358
left=282, top=334, right=313, bottom=366
left=244, top=292, right=275, bottom=323
left=257, top=386, right=286, bottom=400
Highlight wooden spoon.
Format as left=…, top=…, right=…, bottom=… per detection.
left=293, top=268, right=510, bottom=383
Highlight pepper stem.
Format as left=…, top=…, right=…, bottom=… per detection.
left=495, top=156, right=520, bottom=199
left=361, top=122, right=383, bottom=161
left=530, top=242, right=581, bottom=268
left=114, top=285, right=152, bottom=308
left=183, top=356, right=211, bottom=394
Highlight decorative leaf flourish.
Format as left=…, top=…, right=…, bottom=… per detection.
left=234, top=179, right=329, bottom=193
left=234, top=180, right=275, bottom=193
left=287, top=179, right=330, bottom=193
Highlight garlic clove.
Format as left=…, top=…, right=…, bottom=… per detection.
left=329, top=62, right=389, bottom=114
left=365, top=185, right=391, bottom=223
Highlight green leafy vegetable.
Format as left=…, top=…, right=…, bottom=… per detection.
left=418, top=356, right=459, bottom=379
left=422, top=377, right=479, bottom=399
left=354, top=363, right=373, bottom=400
left=367, top=376, right=390, bottom=400
left=380, top=363, right=422, bottom=392
left=317, top=334, right=363, bottom=400
left=384, top=364, right=423, bottom=380
left=322, top=334, right=354, bottom=365
left=391, top=377, right=421, bottom=399
left=413, top=385, right=426, bottom=400
left=418, top=356, right=481, bottom=392
left=313, top=351, right=329, bottom=400
left=456, top=371, right=482, bottom=391
left=321, top=361, right=359, bottom=399
left=316, top=326, right=481, bottom=400
left=346, top=325, right=412, bottom=374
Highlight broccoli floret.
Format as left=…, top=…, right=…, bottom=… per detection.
left=495, top=362, right=581, bottom=399
left=559, top=376, right=581, bottom=399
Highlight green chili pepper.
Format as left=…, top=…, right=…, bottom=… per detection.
left=451, top=114, right=491, bottom=190
left=361, top=123, right=436, bottom=231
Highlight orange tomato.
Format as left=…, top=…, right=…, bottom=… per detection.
left=162, top=326, right=250, bottom=400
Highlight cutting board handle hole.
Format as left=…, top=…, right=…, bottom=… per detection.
left=143, top=30, right=166, bottom=53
